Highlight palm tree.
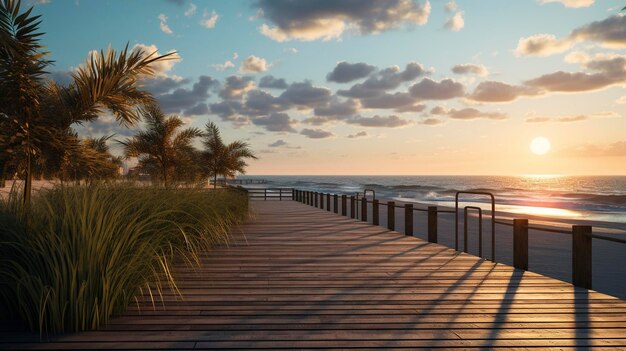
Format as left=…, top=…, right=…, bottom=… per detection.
left=0, top=0, right=174, bottom=205
left=202, top=121, right=257, bottom=189
left=120, top=105, right=202, bottom=187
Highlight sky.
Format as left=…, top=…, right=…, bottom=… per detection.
left=31, top=0, right=626, bottom=175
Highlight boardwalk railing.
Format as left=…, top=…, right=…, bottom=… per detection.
left=246, top=188, right=293, bottom=201
left=290, top=188, right=626, bottom=290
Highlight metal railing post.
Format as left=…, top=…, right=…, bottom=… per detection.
left=350, top=196, right=355, bottom=218
left=428, top=206, right=438, bottom=243
left=373, top=200, right=379, bottom=225
left=387, top=201, right=395, bottom=231
left=513, top=219, right=528, bottom=271
left=361, top=198, right=367, bottom=222
left=573, top=225, right=592, bottom=289
left=405, top=204, right=413, bottom=236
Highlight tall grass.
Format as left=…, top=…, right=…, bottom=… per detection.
left=0, top=184, right=248, bottom=335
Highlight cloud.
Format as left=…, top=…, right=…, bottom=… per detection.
left=252, top=112, right=297, bottom=132
left=158, top=14, right=173, bottom=34
left=617, top=95, right=626, bottom=104
left=526, top=111, right=620, bottom=123
left=255, top=0, right=432, bottom=42
left=338, top=62, right=425, bottom=98
left=347, top=131, right=368, bottom=138
left=444, top=1, right=457, bottom=12
left=219, top=75, right=256, bottom=99
left=240, top=55, right=270, bottom=73
left=326, top=62, right=376, bottom=83
left=313, top=98, right=359, bottom=117
left=444, top=11, right=464, bottom=32
left=259, top=75, right=288, bottom=89
left=346, top=115, right=412, bottom=127
left=468, top=81, right=541, bottom=102
left=515, top=34, right=572, bottom=56
left=409, top=78, right=465, bottom=100
left=244, top=89, right=289, bottom=115
left=447, top=108, right=508, bottom=120
left=516, top=15, right=626, bottom=57
left=284, top=47, right=298, bottom=54
left=185, top=3, right=197, bottom=16
left=142, top=75, right=190, bottom=95
left=360, top=92, right=418, bottom=109
left=420, top=117, right=445, bottom=125
left=211, top=60, right=235, bottom=71
left=131, top=44, right=181, bottom=77
left=300, top=128, right=335, bottom=139
left=200, top=10, right=219, bottom=28
left=155, top=75, right=218, bottom=115
left=430, top=106, right=449, bottom=115
left=451, top=63, right=488, bottom=76
left=559, top=140, right=626, bottom=157
left=268, top=139, right=287, bottom=147
left=538, top=0, right=594, bottom=8
left=279, top=81, right=332, bottom=107
left=74, top=115, right=137, bottom=138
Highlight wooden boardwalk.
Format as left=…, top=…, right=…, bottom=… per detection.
left=2, top=200, right=626, bottom=349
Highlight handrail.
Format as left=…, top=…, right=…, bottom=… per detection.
left=455, top=191, right=495, bottom=262
left=363, top=189, right=376, bottom=200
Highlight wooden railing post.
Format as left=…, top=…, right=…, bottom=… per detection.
left=314, top=192, right=318, bottom=207
left=428, top=206, right=438, bottom=243
left=373, top=200, right=379, bottom=225
left=573, top=225, right=592, bottom=289
left=264, top=188, right=267, bottom=201
left=513, top=219, right=528, bottom=271
left=326, top=193, right=331, bottom=212
left=308, top=191, right=311, bottom=205
left=387, top=201, right=395, bottom=231
left=350, top=196, right=355, bottom=218
left=291, top=189, right=295, bottom=201
left=361, top=197, right=367, bottom=222
left=319, top=193, right=324, bottom=209
left=405, top=204, right=413, bottom=236
left=333, top=194, right=338, bottom=213
left=279, top=189, right=282, bottom=201
left=341, top=195, right=347, bottom=216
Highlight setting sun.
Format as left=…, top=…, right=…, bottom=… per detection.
left=530, top=137, right=551, bottom=155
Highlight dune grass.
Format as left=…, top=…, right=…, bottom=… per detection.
left=0, top=183, right=248, bottom=335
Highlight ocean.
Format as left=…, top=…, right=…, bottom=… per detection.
left=240, top=175, right=626, bottom=226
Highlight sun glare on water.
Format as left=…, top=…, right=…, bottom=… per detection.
left=530, top=137, right=551, bottom=155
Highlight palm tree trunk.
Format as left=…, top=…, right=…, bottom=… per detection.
left=23, top=151, right=32, bottom=207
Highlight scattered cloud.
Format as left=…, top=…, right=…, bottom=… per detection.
left=240, top=55, right=270, bottom=73
left=132, top=44, right=181, bottom=77
left=409, top=78, right=465, bottom=100
left=538, top=0, right=594, bottom=8
left=211, top=60, right=235, bottom=71
left=154, top=75, right=218, bottom=116
left=200, top=10, right=219, bottom=29
left=300, top=128, right=335, bottom=139
left=616, top=95, right=626, bottom=104
left=447, top=108, right=507, bottom=120
left=313, top=98, right=359, bottom=117
left=420, top=117, right=445, bottom=125
left=284, top=47, right=298, bottom=54
left=219, top=75, right=256, bottom=99
left=360, top=92, right=418, bottom=109
left=268, top=139, right=287, bottom=147
left=526, top=111, right=620, bottom=123
left=338, top=62, right=425, bottom=98
left=468, top=81, right=541, bottom=102
left=259, top=75, right=288, bottom=89
left=252, top=112, right=297, bottom=132
left=347, top=131, right=368, bottom=138
left=326, top=62, right=376, bottom=83
left=444, top=11, right=464, bottom=32
left=184, top=3, right=197, bottom=17
left=158, top=14, right=173, bottom=34
left=444, top=1, right=458, bottom=12
left=516, top=15, right=626, bottom=57
left=452, top=63, right=488, bottom=76
left=279, top=81, right=332, bottom=107
left=346, top=115, right=412, bottom=128
left=255, top=0, right=432, bottom=42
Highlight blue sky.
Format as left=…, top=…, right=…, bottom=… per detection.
left=31, top=0, right=626, bottom=175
